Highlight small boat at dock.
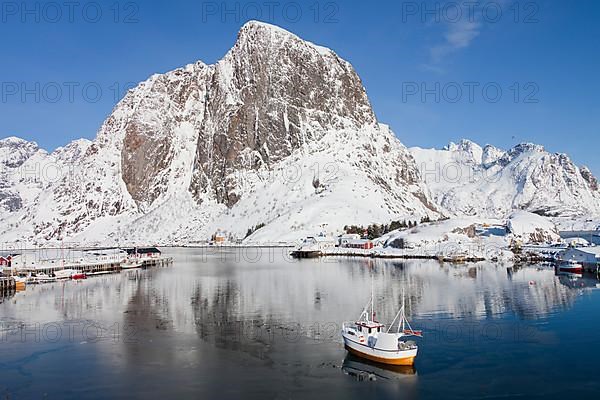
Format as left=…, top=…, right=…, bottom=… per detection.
left=13, top=276, right=27, bottom=290
left=54, top=269, right=78, bottom=280
left=120, top=259, right=143, bottom=269
left=71, top=272, right=87, bottom=280
left=31, top=273, right=57, bottom=284
left=341, top=289, right=422, bottom=366
left=559, top=260, right=584, bottom=274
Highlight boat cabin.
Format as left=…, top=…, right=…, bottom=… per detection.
left=354, top=320, right=385, bottom=335
left=123, top=247, right=162, bottom=259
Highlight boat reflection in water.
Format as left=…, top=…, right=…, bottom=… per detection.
left=556, top=269, right=599, bottom=289
left=342, top=353, right=417, bottom=382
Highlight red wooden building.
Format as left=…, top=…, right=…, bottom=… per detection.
left=0, top=256, right=12, bottom=267
left=343, top=239, right=374, bottom=250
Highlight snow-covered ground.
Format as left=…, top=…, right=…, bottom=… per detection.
left=377, top=211, right=559, bottom=260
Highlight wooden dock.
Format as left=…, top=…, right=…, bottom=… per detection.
left=19, top=256, right=173, bottom=277
left=139, top=257, right=173, bottom=267
left=0, top=276, right=16, bottom=292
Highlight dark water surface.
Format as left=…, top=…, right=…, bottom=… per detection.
left=1, top=248, right=599, bottom=399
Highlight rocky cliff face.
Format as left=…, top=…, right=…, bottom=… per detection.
left=101, top=21, right=378, bottom=211
left=0, top=21, right=436, bottom=244
left=189, top=22, right=376, bottom=207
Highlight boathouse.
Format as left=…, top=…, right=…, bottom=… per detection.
left=123, top=247, right=162, bottom=258
left=558, top=246, right=600, bottom=268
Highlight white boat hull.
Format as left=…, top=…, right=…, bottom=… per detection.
left=342, top=334, right=418, bottom=366
left=121, top=262, right=142, bottom=270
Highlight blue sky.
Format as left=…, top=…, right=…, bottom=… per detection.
left=1, top=0, right=599, bottom=172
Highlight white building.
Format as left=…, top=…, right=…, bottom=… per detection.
left=337, top=234, right=361, bottom=247
left=299, top=236, right=337, bottom=251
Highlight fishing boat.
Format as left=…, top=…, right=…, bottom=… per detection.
left=559, top=260, right=583, bottom=274
left=54, top=269, right=78, bottom=280
left=13, top=275, right=27, bottom=291
left=120, top=258, right=143, bottom=270
left=71, top=272, right=87, bottom=280
left=341, top=288, right=422, bottom=366
left=32, top=273, right=56, bottom=284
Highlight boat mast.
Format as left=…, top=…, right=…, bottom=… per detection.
left=401, top=288, right=405, bottom=332
left=371, top=274, right=374, bottom=321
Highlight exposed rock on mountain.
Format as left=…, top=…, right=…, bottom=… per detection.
left=0, top=21, right=437, bottom=244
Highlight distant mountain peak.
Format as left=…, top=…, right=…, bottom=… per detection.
left=411, top=139, right=600, bottom=218
left=0, top=136, right=43, bottom=169
left=508, top=142, right=545, bottom=156
left=0, top=136, right=37, bottom=146
left=444, top=139, right=484, bottom=164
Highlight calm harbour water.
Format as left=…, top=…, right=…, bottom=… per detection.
left=1, top=247, right=599, bottom=399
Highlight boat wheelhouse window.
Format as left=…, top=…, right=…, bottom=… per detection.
left=377, top=327, right=380, bottom=332
left=368, top=327, right=372, bottom=334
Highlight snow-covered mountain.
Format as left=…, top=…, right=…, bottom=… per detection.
left=410, top=139, right=600, bottom=218
left=2, top=22, right=599, bottom=246
left=0, top=21, right=438, bottom=245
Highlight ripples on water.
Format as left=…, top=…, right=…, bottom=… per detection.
left=1, top=248, right=599, bottom=399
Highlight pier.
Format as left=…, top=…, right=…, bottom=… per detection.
left=9, top=247, right=174, bottom=283
left=320, top=248, right=485, bottom=262
left=18, top=256, right=173, bottom=276
left=138, top=257, right=173, bottom=268
left=0, top=276, right=16, bottom=292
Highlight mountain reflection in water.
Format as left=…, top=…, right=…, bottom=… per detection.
left=0, top=248, right=599, bottom=399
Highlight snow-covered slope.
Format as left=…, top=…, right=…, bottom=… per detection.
left=506, top=210, right=560, bottom=243
left=375, top=210, right=561, bottom=261
left=0, top=21, right=438, bottom=245
left=410, top=139, right=600, bottom=218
